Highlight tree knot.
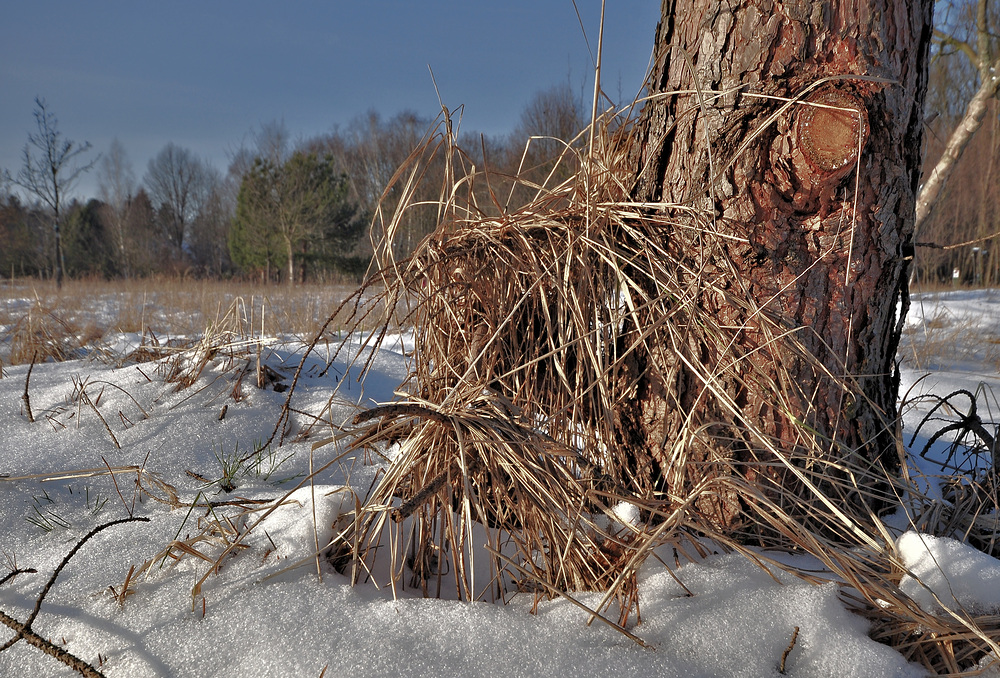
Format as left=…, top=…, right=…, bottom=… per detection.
left=795, top=89, right=869, bottom=175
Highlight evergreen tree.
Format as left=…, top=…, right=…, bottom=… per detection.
left=230, top=151, right=363, bottom=283
left=63, top=199, right=114, bottom=278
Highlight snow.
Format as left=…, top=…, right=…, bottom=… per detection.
left=1, top=288, right=999, bottom=677
left=897, top=532, right=1000, bottom=616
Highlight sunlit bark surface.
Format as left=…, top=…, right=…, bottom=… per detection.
left=621, top=0, right=934, bottom=524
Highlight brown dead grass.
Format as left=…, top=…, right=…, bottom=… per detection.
left=900, top=296, right=1000, bottom=371
left=0, top=277, right=367, bottom=366
left=280, top=95, right=1000, bottom=674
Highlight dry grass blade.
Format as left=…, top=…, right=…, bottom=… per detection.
left=0, top=466, right=179, bottom=507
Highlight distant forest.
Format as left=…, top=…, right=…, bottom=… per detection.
left=1, top=57, right=998, bottom=286
left=0, top=83, right=586, bottom=285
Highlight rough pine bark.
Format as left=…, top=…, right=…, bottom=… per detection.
left=621, top=0, right=933, bottom=525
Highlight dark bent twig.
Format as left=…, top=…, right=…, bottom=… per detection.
left=909, top=389, right=998, bottom=472
left=0, top=609, right=106, bottom=677
left=0, top=517, right=148, bottom=676
left=25, top=516, right=149, bottom=628
left=0, top=568, right=37, bottom=588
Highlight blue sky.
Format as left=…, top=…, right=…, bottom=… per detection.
left=1, top=1, right=660, bottom=200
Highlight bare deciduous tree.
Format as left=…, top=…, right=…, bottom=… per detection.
left=143, top=142, right=210, bottom=251
left=96, top=138, right=137, bottom=276
left=505, top=82, right=587, bottom=200
left=3, top=97, right=97, bottom=288
left=340, top=111, right=437, bottom=257
left=188, top=168, right=232, bottom=277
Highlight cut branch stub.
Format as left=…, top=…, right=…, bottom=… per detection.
left=795, top=89, right=869, bottom=175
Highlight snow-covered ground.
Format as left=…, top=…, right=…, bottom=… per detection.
left=0, top=289, right=999, bottom=677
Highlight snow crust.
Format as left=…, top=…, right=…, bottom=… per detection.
left=0, top=289, right=996, bottom=676
left=897, top=531, right=1000, bottom=615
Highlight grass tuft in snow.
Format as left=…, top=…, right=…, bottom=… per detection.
left=210, top=440, right=298, bottom=492
left=5, top=297, right=93, bottom=365
left=257, top=97, right=1000, bottom=675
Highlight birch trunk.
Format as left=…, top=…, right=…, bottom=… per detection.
left=915, top=58, right=1000, bottom=232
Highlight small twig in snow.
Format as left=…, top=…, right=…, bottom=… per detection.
left=81, top=389, right=120, bottom=449
left=779, top=626, right=800, bottom=674
left=22, top=352, right=37, bottom=423
left=0, top=517, right=149, bottom=677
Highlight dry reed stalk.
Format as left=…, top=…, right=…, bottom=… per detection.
left=21, top=353, right=36, bottom=422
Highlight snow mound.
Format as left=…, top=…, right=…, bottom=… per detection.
left=897, top=531, right=1000, bottom=614
left=255, top=485, right=352, bottom=577
left=637, top=552, right=921, bottom=677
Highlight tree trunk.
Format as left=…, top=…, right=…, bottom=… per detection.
left=53, top=211, right=65, bottom=290
left=284, top=234, right=295, bottom=286
left=53, top=222, right=64, bottom=289
left=623, top=0, right=932, bottom=526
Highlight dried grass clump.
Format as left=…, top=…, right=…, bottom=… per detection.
left=152, top=296, right=294, bottom=402
left=280, top=102, right=1000, bottom=672
left=5, top=299, right=87, bottom=365
left=335, top=103, right=833, bottom=595
left=329, top=112, right=670, bottom=604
